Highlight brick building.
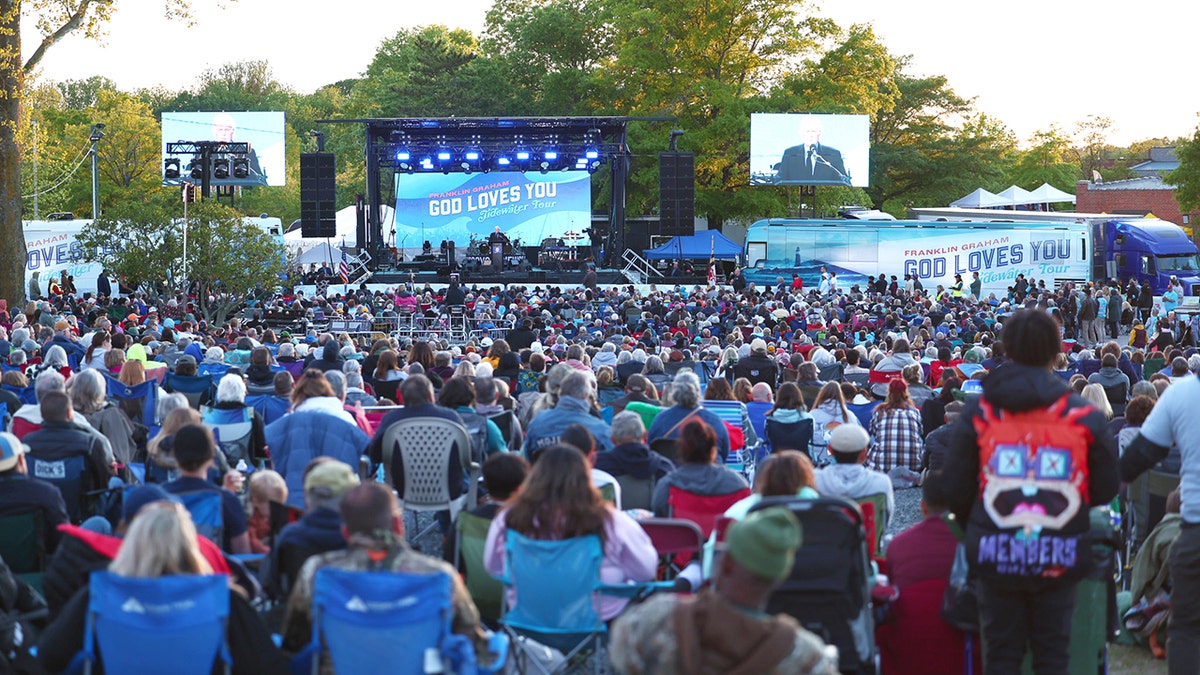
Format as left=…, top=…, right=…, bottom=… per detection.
left=1075, top=176, right=1200, bottom=240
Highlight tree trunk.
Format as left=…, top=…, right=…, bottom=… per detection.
left=0, top=1, right=28, bottom=308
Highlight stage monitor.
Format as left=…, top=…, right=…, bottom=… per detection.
left=161, top=111, right=287, bottom=186
left=749, top=113, right=870, bottom=188
left=392, top=172, right=591, bottom=250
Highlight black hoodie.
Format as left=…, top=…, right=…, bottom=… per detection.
left=942, top=363, right=1119, bottom=587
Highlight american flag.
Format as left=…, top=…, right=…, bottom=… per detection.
left=339, top=250, right=349, bottom=284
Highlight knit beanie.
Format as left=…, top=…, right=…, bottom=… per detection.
left=727, top=506, right=802, bottom=582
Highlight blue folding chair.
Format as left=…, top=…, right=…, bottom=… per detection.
left=2, top=383, right=37, bottom=405
left=83, top=572, right=230, bottom=675
left=178, top=491, right=224, bottom=550
left=307, top=568, right=508, bottom=675
left=165, top=372, right=214, bottom=410
left=198, top=363, right=231, bottom=380
left=246, top=394, right=290, bottom=425
left=104, top=376, right=159, bottom=432
left=496, top=531, right=668, bottom=674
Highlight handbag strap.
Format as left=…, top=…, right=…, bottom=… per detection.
left=663, top=407, right=701, bottom=438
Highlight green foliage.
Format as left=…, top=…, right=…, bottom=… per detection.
left=1169, top=126, right=1200, bottom=212
left=76, top=192, right=185, bottom=297
left=1006, top=126, right=1078, bottom=192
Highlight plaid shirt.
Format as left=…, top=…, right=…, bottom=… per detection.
left=867, top=406, right=924, bottom=473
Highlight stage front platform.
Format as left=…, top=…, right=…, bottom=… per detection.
left=368, top=267, right=627, bottom=288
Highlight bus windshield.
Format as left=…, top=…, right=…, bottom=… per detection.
left=1156, top=254, right=1200, bottom=272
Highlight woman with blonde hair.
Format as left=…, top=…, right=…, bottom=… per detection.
left=37, top=501, right=289, bottom=674
left=809, top=381, right=861, bottom=465
left=732, top=377, right=754, bottom=404
left=290, top=369, right=356, bottom=426
left=1080, top=382, right=1114, bottom=420
left=148, top=407, right=233, bottom=486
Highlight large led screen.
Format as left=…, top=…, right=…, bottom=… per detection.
left=750, top=113, right=870, bottom=187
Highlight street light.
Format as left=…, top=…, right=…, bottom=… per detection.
left=89, top=124, right=106, bottom=220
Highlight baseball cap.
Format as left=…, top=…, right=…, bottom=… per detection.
left=727, top=506, right=802, bottom=581
left=177, top=354, right=197, bottom=367
left=122, top=485, right=180, bottom=522
left=0, top=433, right=27, bottom=472
left=750, top=338, right=768, bottom=354
left=304, top=461, right=360, bottom=497
left=828, top=424, right=870, bottom=455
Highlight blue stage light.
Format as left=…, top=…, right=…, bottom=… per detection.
left=437, top=151, right=452, bottom=162
left=515, top=150, right=531, bottom=161
left=497, top=156, right=511, bottom=166
left=420, top=157, right=434, bottom=170
left=585, top=149, right=599, bottom=160
left=544, top=150, right=558, bottom=161
left=575, top=158, right=589, bottom=169
left=465, top=150, right=481, bottom=161
left=396, top=150, right=411, bottom=161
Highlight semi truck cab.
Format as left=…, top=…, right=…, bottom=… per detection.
left=1106, top=220, right=1200, bottom=296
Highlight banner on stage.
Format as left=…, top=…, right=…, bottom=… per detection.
left=393, top=172, right=591, bottom=245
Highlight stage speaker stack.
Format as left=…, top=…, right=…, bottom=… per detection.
left=300, top=153, right=337, bottom=238
left=659, top=152, right=695, bottom=237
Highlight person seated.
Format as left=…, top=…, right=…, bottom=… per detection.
left=647, top=370, right=730, bottom=461
left=483, top=445, right=657, bottom=622
left=814, top=424, right=894, bottom=524
left=246, top=470, right=288, bottom=554
left=652, top=419, right=750, bottom=518
left=594, top=411, right=675, bottom=482
left=161, top=424, right=250, bottom=554
left=764, top=382, right=813, bottom=454
left=562, top=423, right=623, bottom=509
left=1124, top=488, right=1181, bottom=657
left=262, top=459, right=358, bottom=601
left=610, top=506, right=837, bottom=675
left=921, top=401, right=964, bottom=473
left=282, top=483, right=493, bottom=670
left=38, top=498, right=289, bottom=674
left=444, top=453, right=530, bottom=572
left=876, top=471, right=980, bottom=674
left=0, top=431, right=69, bottom=554
left=745, top=382, right=774, bottom=442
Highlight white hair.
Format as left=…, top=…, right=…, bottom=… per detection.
left=215, top=373, right=246, bottom=404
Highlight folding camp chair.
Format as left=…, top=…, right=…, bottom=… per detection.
left=0, top=512, right=47, bottom=593
left=308, top=568, right=508, bottom=675
left=497, top=531, right=666, bottom=674
left=455, top=512, right=505, bottom=624
left=178, top=491, right=225, bottom=551
left=667, top=486, right=752, bottom=539
left=246, top=394, right=290, bottom=425
left=27, top=451, right=94, bottom=523
left=614, top=474, right=655, bottom=511
left=854, top=493, right=890, bottom=560
left=104, top=376, right=159, bottom=435
left=202, top=405, right=257, bottom=467
left=640, top=518, right=704, bottom=578
left=83, top=571, right=231, bottom=675
left=165, top=372, right=214, bottom=410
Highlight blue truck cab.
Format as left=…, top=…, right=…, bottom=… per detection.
left=1104, top=219, right=1200, bottom=296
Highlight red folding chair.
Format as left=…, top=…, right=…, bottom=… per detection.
left=859, top=500, right=878, bottom=561
left=640, top=518, right=704, bottom=577
left=667, top=487, right=752, bottom=539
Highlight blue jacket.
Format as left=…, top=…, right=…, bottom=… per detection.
left=523, top=396, right=613, bottom=457
left=265, top=411, right=370, bottom=507
left=647, top=405, right=732, bottom=461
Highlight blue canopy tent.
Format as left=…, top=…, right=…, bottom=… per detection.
left=643, top=231, right=742, bottom=261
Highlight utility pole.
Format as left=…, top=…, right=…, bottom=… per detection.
left=89, top=124, right=105, bottom=219
left=32, top=119, right=38, bottom=220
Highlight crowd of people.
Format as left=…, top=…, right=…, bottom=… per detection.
left=0, top=266, right=1196, bottom=673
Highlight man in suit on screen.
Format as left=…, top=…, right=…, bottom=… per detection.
left=774, top=116, right=850, bottom=185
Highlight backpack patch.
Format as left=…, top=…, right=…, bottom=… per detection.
left=972, top=393, right=1092, bottom=577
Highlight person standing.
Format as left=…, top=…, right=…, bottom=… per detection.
left=1121, top=359, right=1200, bottom=675
left=970, top=271, right=983, bottom=299
left=943, top=309, right=1118, bottom=675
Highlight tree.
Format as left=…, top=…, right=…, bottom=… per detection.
left=77, top=193, right=284, bottom=325
left=1075, top=114, right=1112, bottom=181
left=0, top=0, right=195, bottom=308
left=1006, top=127, right=1078, bottom=193
left=1169, top=125, right=1200, bottom=212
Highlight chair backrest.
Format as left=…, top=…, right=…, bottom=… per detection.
left=1101, top=382, right=1127, bottom=415
left=280, top=361, right=305, bottom=379
left=844, top=372, right=870, bottom=389
left=614, top=474, right=655, bottom=511
left=203, top=405, right=255, bottom=465
left=27, top=452, right=91, bottom=522
left=245, top=382, right=275, bottom=397
left=701, top=400, right=746, bottom=430
left=0, top=512, right=46, bottom=589
left=486, top=409, right=519, bottom=451
left=668, top=486, right=752, bottom=538
left=598, top=482, right=617, bottom=506
left=372, top=379, right=401, bottom=404
left=640, top=518, right=704, bottom=573
left=197, top=363, right=231, bottom=380
left=817, top=362, right=844, bottom=383
left=245, top=394, right=289, bottom=425
left=178, top=491, right=225, bottom=550
left=166, top=373, right=213, bottom=410
left=382, top=417, right=472, bottom=511
left=501, top=530, right=604, bottom=635
left=765, top=417, right=814, bottom=458
left=312, top=568, right=457, bottom=675
left=799, top=385, right=823, bottom=410
left=104, top=376, right=159, bottom=428
left=455, top=512, right=504, bottom=622
left=85, top=572, right=230, bottom=675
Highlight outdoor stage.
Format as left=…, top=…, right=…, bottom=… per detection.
left=368, top=266, right=627, bottom=287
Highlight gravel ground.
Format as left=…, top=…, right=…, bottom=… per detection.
left=885, top=485, right=925, bottom=537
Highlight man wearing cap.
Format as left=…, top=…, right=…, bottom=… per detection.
left=734, top=338, right=779, bottom=389
left=282, top=483, right=492, bottom=670
left=814, top=424, right=894, bottom=524
left=0, top=431, right=70, bottom=554
left=611, top=506, right=837, bottom=674
left=44, top=319, right=84, bottom=362
left=263, top=459, right=358, bottom=601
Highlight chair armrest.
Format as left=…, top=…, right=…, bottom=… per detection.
left=479, top=631, right=510, bottom=675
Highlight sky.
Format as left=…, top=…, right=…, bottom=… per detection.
left=23, top=0, right=1200, bottom=148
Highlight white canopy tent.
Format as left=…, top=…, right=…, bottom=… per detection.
left=950, top=188, right=1006, bottom=208
left=995, top=185, right=1034, bottom=206
left=1027, top=183, right=1076, bottom=205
